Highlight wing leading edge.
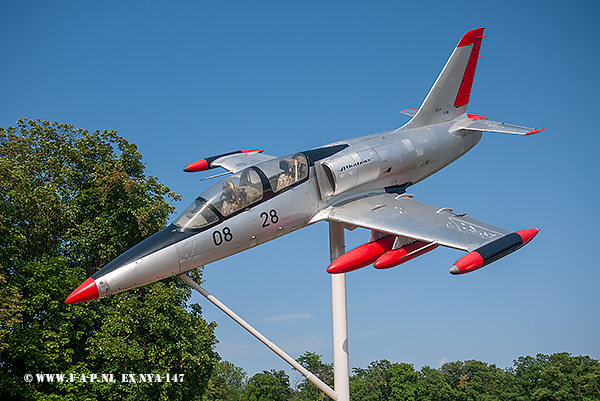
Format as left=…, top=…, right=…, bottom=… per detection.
left=325, top=193, right=508, bottom=252
left=322, top=192, right=538, bottom=274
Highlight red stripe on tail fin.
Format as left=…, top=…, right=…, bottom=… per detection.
left=454, top=27, right=485, bottom=108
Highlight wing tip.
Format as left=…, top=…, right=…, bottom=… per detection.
left=515, top=228, right=540, bottom=246
left=525, top=127, right=547, bottom=135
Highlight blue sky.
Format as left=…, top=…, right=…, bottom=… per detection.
left=2, top=0, right=599, bottom=380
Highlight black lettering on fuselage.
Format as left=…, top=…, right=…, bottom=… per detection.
left=339, top=157, right=373, bottom=172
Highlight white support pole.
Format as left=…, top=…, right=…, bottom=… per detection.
left=180, top=273, right=338, bottom=401
left=329, top=222, right=350, bottom=401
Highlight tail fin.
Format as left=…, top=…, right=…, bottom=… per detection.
left=402, top=27, right=485, bottom=129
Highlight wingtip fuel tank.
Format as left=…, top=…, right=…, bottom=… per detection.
left=183, top=149, right=264, bottom=172
left=449, top=228, right=540, bottom=275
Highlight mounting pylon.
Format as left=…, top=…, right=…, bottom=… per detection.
left=181, top=221, right=351, bottom=401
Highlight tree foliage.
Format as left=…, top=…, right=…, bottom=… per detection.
left=204, top=360, right=247, bottom=401
left=0, top=118, right=179, bottom=273
left=511, top=353, right=600, bottom=401
left=222, top=352, right=599, bottom=400
left=0, top=119, right=218, bottom=400
left=242, top=370, right=291, bottom=401
left=350, top=359, right=396, bottom=400
left=295, top=352, right=334, bottom=400
left=346, top=354, right=600, bottom=401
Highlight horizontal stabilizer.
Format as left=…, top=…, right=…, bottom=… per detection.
left=450, top=119, right=546, bottom=136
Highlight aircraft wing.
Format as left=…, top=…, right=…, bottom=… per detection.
left=325, top=193, right=510, bottom=252
left=212, top=152, right=277, bottom=173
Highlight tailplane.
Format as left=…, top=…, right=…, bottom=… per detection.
left=402, top=27, right=485, bottom=129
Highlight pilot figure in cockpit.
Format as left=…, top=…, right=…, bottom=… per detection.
left=276, top=158, right=298, bottom=192
left=220, top=169, right=263, bottom=216
left=220, top=180, right=241, bottom=216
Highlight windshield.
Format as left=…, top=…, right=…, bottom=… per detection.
left=173, top=197, right=219, bottom=230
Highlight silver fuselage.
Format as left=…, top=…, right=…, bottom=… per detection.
left=93, top=120, right=482, bottom=298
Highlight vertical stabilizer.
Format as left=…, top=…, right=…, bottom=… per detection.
left=402, top=27, right=485, bottom=129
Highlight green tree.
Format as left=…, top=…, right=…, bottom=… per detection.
left=243, top=370, right=292, bottom=401
left=350, top=359, right=395, bottom=400
left=0, top=119, right=218, bottom=400
left=512, top=353, right=600, bottom=400
left=204, top=360, right=247, bottom=401
left=0, top=273, right=21, bottom=354
left=346, top=355, right=600, bottom=401
left=387, top=363, right=421, bottom=401
left=295, top=352, right=334, bottom=400
left=439, top=359, right=508, bottom=401
left=419, top=365, right=455, bottom=401
left=349, top=360, right=424, bottom=401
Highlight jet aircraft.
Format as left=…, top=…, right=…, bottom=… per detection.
left=66, top=27, right=543, bottom=304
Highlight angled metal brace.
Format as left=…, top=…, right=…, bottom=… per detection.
left=179, top=273, right=339, bottom=400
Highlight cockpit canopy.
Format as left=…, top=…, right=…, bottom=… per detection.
left=173, top=152, right=308, bottom=230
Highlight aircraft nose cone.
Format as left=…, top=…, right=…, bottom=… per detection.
left=449, top=265, right=460, bottom=275
left=65, top=277, right=99, bottom=304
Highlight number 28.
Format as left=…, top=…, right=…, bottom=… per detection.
left=261, top=209, right=279, bottom=227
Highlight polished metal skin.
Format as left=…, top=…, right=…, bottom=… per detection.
left=66, top=27, right=542, bottom=304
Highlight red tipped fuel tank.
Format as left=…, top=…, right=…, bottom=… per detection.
left=450, top=228, right=540, bottom=275
left=374, top=241, right=438, bottom=269
left=183, top=158, right=209, bottom=172
left=327, top=236, right=395, bottom=274
left=183, top=149, right=264, bottom=172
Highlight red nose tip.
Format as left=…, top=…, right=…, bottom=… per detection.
left=65, top=277, right=99, bottom=304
